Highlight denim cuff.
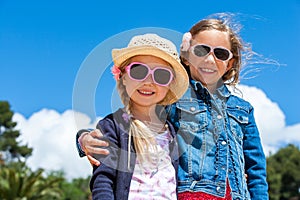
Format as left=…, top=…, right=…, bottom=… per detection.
left=76, top=129, right=92, bottom=157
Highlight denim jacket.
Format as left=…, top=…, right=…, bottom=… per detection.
left=167, top=80, right=268, bottom=200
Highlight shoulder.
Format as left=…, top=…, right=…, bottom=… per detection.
left=227, top=94, right=254, bottom=114
left=97, top=108, right=129, bottom=132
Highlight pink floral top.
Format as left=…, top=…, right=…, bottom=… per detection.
left=128, top=130, right=177, bottom=200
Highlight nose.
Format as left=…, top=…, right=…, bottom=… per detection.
left=205, top=52, right=216, bottom=63
left=143, top=73, right=155, bottom=84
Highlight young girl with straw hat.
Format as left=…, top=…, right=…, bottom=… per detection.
left=84, top=33, right=189, bottom=199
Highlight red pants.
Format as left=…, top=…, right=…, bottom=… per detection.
left=178, top=181, right=232, bottom=200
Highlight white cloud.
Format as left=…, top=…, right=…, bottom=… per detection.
left=14, top=109, right=99, bottom=180
left=233, top=85, right=300, bottom=155
left=12, top=85, right=300, bottom=179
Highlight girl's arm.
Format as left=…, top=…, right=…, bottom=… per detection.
left=243, top=107, right=268, bottom=200
left=90, top=118, right=120, bottom=199
left=76, top=129, right=110, bottom=166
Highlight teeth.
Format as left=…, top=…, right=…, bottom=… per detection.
left=139, top=90, right=153, bottom=95
left=201, top=68, right=214, bottom=72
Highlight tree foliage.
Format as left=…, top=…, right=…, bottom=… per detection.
left=267, top=144, right=300, bottom=200
left=0, top=101, right=32, bottom=163
left=0, top=162, right=63, bottom=200
left=60, top=176, right=92, bottom=200
left=0, top=162, right=91, bottom=200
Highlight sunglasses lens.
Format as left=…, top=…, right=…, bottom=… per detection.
left=127, top=63, right=173, bottom=86
left=214, top=48, right=230, bottom=61
left=129, top=63, right=149, bottom=80
left=193, top=45, right=211, bottom=57
left=154, top=69, right=172, bottom=85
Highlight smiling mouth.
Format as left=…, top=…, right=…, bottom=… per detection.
left=137, top=90, right=155, bottom=95
left=200, top=68, right=215, bottom=73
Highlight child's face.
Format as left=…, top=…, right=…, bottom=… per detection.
left=187, top=30, right=234, bottom=91
left=123, top=55, right=172, bottom=108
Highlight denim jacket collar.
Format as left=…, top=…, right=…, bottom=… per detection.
left=190, top=79, right=231, bottom=99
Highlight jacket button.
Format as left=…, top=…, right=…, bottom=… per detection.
left=221, top=141, right=227, bottom=145
left=190, top=107, right=196, bottom=112
left=216, top=186, right=221, bottom=192
left=217, top=115, right=222, bottom=119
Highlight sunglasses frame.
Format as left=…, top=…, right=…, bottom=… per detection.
left=125, top=62, right=174, bottom=86
left=191, top=43, right=233, bottom=61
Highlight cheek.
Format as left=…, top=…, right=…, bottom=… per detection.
left=188, top=54, right=211, bottom=69
left=124, top=83, right=137, bottom=98
left=216, top=61, right=229, bottom=73
left=158, top=87, right=170, bottom=99
left=123, top=76, right=135, bottom=97
left=186, top=53, right=201, bottom=65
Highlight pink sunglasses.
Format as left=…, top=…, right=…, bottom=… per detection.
left=125, top=62, right=174, bottom=86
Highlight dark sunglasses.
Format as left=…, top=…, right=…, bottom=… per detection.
left=125, top=62, right=174, bottom=86
left=191, top=44, right=233, bottom=61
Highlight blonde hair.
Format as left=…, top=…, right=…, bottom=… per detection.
left=116, top=59, right=160, bottom=168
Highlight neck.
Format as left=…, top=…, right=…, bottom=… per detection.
left=204, top=80, right=223, bottom=94
left=131, top=105, right=168, bottom=133
left=131, top=104, right=158, bottom=122
left=206, top=85, right=216, bottom=93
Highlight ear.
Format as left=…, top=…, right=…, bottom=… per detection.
left=226, top=58, right=235, bottom=72
left=183, top=60, right=189, bottom=67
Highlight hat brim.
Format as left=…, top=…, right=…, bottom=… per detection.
left=112, top=45, right=189, bottom=105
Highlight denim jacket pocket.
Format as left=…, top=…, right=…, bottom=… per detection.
left=227, top=105, right=249, bottom=144
left=176, top=100, right=208, bottom=132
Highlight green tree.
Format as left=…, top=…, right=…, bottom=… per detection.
left=0, top=101, right=64, bottom=199
left=60, top=176, right=92, bottom=200
left=0, top=101, right=32, bottom=163
left=267, top=144, right=300, bottom=200
left=0, top=162, right=63, bottom=200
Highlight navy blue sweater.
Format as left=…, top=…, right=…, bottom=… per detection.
left=90, top=108, right=179, bottom=200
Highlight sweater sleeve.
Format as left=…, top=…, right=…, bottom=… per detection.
left=90, top=117, right=120, bottom=200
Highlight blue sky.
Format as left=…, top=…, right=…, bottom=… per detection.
left=1, top=0, right=300, bottom=178
left=1, top=0, right=299, bottom=125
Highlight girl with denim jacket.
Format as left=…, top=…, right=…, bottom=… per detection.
left=171, top=17, right=268, bottom=200
left=77, top=16, right=268, bottom=200
left=82, top=33, right=189, bottom=199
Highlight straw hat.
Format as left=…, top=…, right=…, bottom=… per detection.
left=112, top=33, right=189, bottom=105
